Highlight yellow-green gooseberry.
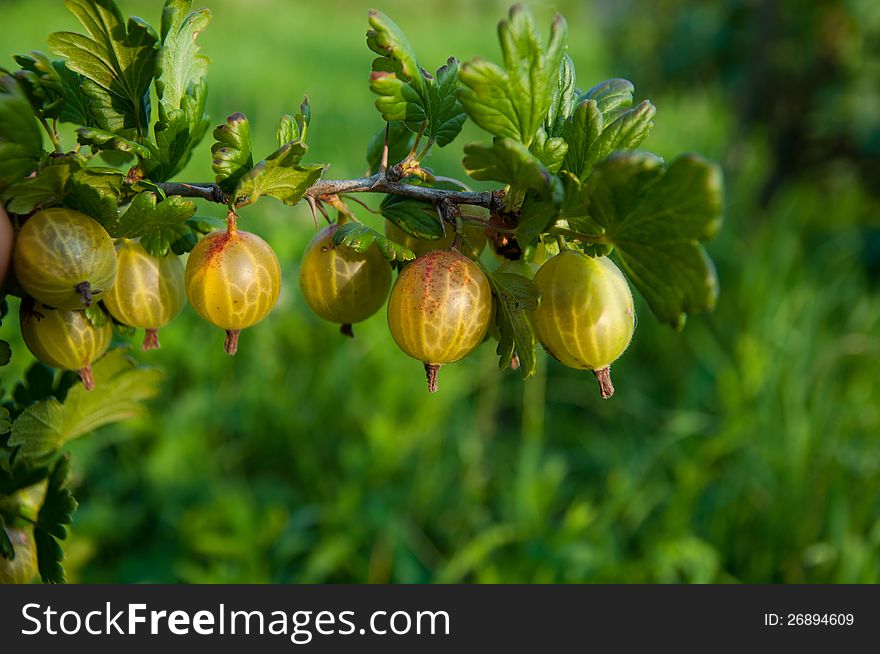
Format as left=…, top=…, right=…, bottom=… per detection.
left=19, top=301, right=112, bottom=390
left=184, top=226, right=281, bottom=355
left=103, top=239, right=186, bottom=350
left=387, top=249, right=492, bottom=392
left=299, top=223, right=391, bottom=336
left=531, top=250, right=635, bottom=398
left=13, top=207, right=117, bottom=310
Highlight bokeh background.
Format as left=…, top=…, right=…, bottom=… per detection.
left=2, top=0, right=879, bottom=583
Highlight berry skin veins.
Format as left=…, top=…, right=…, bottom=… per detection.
left=387, top=249, right=492, bottom=369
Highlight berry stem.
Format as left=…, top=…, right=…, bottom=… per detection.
left=142, top=328, right=160, bottom=351
left=78, top=365, right=95, bottom=391
left=226, top=209, right=238, bottom=236
left=424, top=362, right=440, bottom=393
left=593, top=367, right=615, bottom=399
left=340, top=323, right=355, bottom=338
left=224, top=329, right=240, bottom=355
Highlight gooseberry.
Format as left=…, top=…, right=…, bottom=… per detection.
left=184, top=225, right=281, bottom=355
left=299, top=223, right=391, bottom=336
left=12, top=207, right=117, bottom=310
left=531, top=250, right=635, bottom=399
left=387, top=249, right=492, bottom=392
left=103, top=239, right=186, bottom=350
left=19, top=301, right=113, bottom=390
left=0, top=206, right=12, bottom=285
left=0, top=527, right=37, bottom=585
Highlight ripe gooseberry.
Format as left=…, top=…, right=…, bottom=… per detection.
left=385, top=221, right=487, bottom=259
left=13, top=207, right=117, bottom=310
left=19, top=301, right=112, bottom=390
left=0, top=527, right=37, bottom=585
left=299, top=223, right=391, bottom=336
left=184, top=223, right=281, bottom=355
left=0, top=206, right=13, bottom=285
left=531, top=250, right=635, bottom=399
left=103, top=239, right=186, bottom=350
left=387, top=249, right=492, bottom=392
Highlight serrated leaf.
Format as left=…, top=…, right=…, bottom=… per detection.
left=77, top=126, right=151, bottom=157
left=367, top=11, right=466, bottom=147
left=35, top=455, right=77, bottom=584
left=211, top=112, right=252, bottom=194
left=0, top=76, right=42, bottom=192
left=545, top=53, right=576, bottom=136
left=63, top=166, right=124, bottom=228
left=463, top=137, right=562, bottom=203
left=12, top=51, right=67, bottom=120
left=139, top=221, right=192, bottom=257
left=106, top=191, right=196, bottom=238
left=48, top=0, right=158, bottom=137
left=488, top=270, right=539, bottom=378
left=234, top=141, right=324, bottom=207
left=379, top=194, right=443, bottom=240
left=584, top=152, right=724, bottom=328
left=561, top=94, right=655, bottom=181
left=530, top=127, right=567, bottom=173
left=458, top=6, right=567, bottom=146
left=2, top=163, right=72, bottom=214
left=143, top=0, right=211, bottom=181
left=277, top=97, right=310, bottom=147
left=331, top=222, right=414, bottom=263
left=582, top=78, right=634, bottom=122
left=9, top=349, right=163, bottom=463
left=366, top=121, right=415, bottom=175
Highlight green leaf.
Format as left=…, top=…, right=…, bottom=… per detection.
left=63, top=166, right=124, bottom=228
left=463, top=137, right=562, bottom=202
left=234, top=141, right=324, bottom=208
left=277, top=97, right=310, bottom=147
left=105, top=191, right=195, bottom=238
left=2, top=162, right=72, bottom=214
left=582, top=78, right=635, bottom=122
left=366, top=121, right=415, bottom=175
left=139, top=221, right=192, bottom=257
left=379, top=194, right=443, bottom=240
left=545, top=53, right=576, bottom=136
left=367, top=11, right=466, bottom=147
left=331, top=222, right=414, bottom=263
left=12, top=52, right=67, bottom=120
left=143, top=0, right=211, bottom=181
left=458, top=5, right=567, bottom=146
left=12, top=363, right=58, bottom=409
left=0, top=75, right=42, bottom=192
left=488, top=269, right=540, bottom=378
left=530, top=127, right=567, bottom=173
left=35, top=455, right=77, bottom=584
left=76, top=126, right=151, bottom=157
left=561, top=92, right=655, bottom=181
left=9, top=349, right=163, bottom=463
left=211, top=112, right=252, bottom=194
left=48, top=0, right=158, bottom=136
left=584, top=152, right=724, bottom=328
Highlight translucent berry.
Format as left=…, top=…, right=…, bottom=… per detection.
left=387, top=249, right=492, bottom=392
left=184, top=227, right=281, bottom=355
left=531, top=251, right=635, bottom=398
left=103, top=239, right=185, bottom=350
left=19, top=302, right=112, bottom=390
left=13, top=207, right=117, bottom=310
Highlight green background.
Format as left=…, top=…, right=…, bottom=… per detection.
left=2, top=0, right=879, bottom=582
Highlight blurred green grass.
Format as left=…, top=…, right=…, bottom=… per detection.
left=1, top=0, right=879, bottom=583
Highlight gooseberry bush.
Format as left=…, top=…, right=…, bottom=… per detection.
left=0, top=0, right=723, bottom=583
